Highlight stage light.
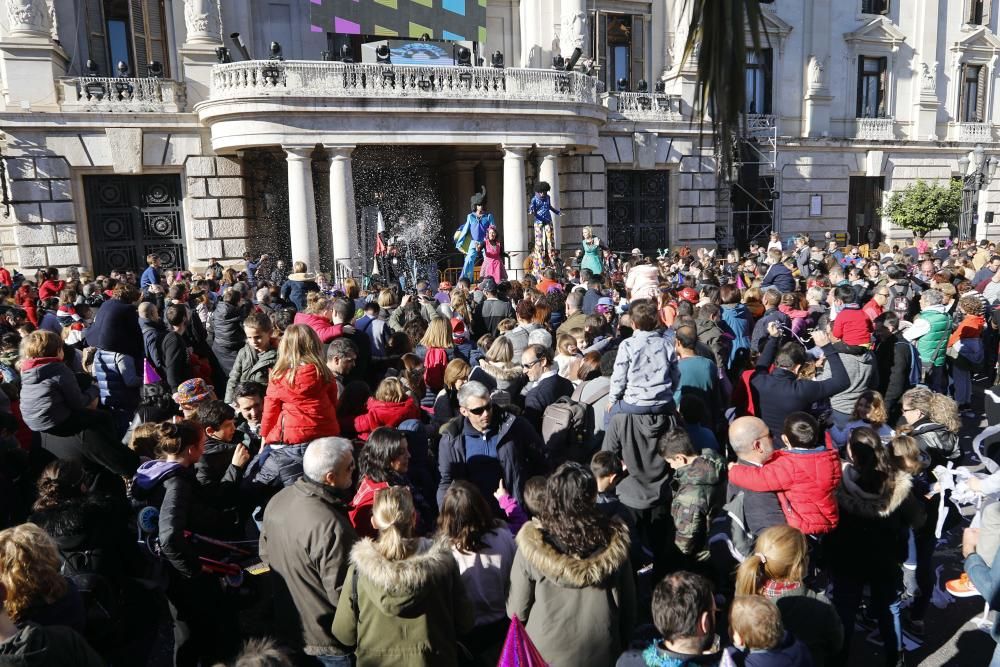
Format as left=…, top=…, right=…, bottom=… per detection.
left=215, top=47, right=232, bottom=64
left=654, top=80, right=666, bottom=94
left=117, top=61, right=130, bottom=76
left=340, top=43, right=354, bottom=64
left=85, top=59, right=98, bottom=76
left=376, top=44, right=391, bottom=64
left=636, top=79, right=648, bottom=92
left=230, top=33, right=252, bottom=60
left=617, top=77, right=629, bottom=92
left=148, top=61, right=163, bottom=77
left=456, top=46, right=473, bottom=67
left=565, top=47, right=582, bottom=71
left=491, top=50, right=504, bottom=68
left=552, top=54, right=565, bottom=70
left=270, top=41, right=284, bottom=60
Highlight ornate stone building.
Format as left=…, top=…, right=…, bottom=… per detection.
left=0, top=0, right=997, bottom=275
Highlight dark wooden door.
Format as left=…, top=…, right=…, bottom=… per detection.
left=84, top=174, right=186, bottom=275
left=848, top=176, right=884, bottom=247
left=607, top=170, right=668, bottom=256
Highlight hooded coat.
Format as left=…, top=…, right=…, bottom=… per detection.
left=332, top=538, right=473, bottom=667
left=20, top=358, right=98, bottom=431
left=353, top=397, right=422, bottom=441
left=211, top=300, right=247, bottom=376
left=602, top=412, right=674, bottom=510
left=139, top=317, right=167, bottom=377
left=260, top=364, right=340, bottom=445
left=223, top=345, right=277, bottom=403
left=721, top=302, right=753, bottom=367
left=507, top=518, right=635, bottom=667
left=670, top=450, right=725, bottom=557
left=468, top=360, right=527, bottom=403
left=0, top=623, right=104, bottom=667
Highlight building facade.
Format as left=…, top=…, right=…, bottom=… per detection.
left=0, top=0, right=996, bottom=276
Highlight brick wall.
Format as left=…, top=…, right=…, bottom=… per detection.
left=3, top=155, right=81, bottom=269
left=185, top=155, right=252, bottom=264
left=558, top=154, right=607, bottom=249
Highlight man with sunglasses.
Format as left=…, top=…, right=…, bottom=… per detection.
left=436, top=381, right=542, bottom=512
left=521, top=344, right=574, bottom=433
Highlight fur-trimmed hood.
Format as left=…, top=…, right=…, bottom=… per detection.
left=350, top=537, right=456, bottom=616
left=476, top=359, right=526, bottom=381
left=837, top=464, right=913, bottom=519
left=515, top=518, right=630, bottom=588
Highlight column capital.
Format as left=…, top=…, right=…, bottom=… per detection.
left=284, top=146, right=315, bottom=161
left=502, top=144, right=532, bottom=159
left=326, top=145, right=355, bottom=160
left=537, top=146, right=566, bottom=159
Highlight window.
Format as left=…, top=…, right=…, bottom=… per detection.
left=593, top=12, right=646, bottom=92
left=967, top=0, right=985, bottom=24
left=960, top=64, right=987, bottom=122
left=856, top=56, right=887, bottom=117
left=861, top=0, right=889, bottom=14
left=84, top=0, right=169, bottom=77
left=744, top=49, right=773, bottom=114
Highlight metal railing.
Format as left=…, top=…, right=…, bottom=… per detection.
left=210, top=61, right=600, bottom=105
left=59, top=77, right=186, bottom=112
left=855, top=117, right=895, bottom=141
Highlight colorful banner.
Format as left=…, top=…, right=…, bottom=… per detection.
left=310, top=0, right=488, bottom=44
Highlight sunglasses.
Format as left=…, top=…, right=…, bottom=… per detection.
left=522, top=359, right=541, bottom=369
left=466, top=403, right=493, bottom=416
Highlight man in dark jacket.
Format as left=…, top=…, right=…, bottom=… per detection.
left=873, top=311, right=911, bottom=424
left=760, top=249, right=795, bottom=293
left=260, top=437, right=357, bottom=665
left=162, top=304, right=193, bottom=391
left=472, top=278, right=514, bottom=339
left=138, top=302, right=167, bottom=378
left=582, top=277, right=604, bottom=315
left=437, top=381, right=543, bottom=511
left=521, top=344, right=574, bottom=434
left=749, top=290, right=792, bottom=353
left=750, top=322, right=850, bottom=437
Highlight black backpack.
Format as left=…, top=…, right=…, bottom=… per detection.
left=541, top=383, right=610, bottom=466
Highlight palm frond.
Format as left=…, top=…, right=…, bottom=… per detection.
left=682, top=0, right=768, bottom=181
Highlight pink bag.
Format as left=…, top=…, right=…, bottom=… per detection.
left=497, top=616, right=548, bottom=667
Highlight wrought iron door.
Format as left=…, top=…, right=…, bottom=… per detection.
left=84, top=175, right=186, bottom=275
left=607, top=170, right=668, bottom=256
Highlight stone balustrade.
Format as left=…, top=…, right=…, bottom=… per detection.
left=955, top=121, right=994, bottom=143
left=613, top=92, right=683, bottom=120
left=58, top=77, right=186, bottom=113
left=209, top=61, right=600, bottom=106
left=854, top=116, right=895, bottom=141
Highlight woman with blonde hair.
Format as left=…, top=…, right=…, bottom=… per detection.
left=261, top=324, right=340, bottom=446
left=828, top=389, right=894, bottom=449
left=353, top=376, right=422, bottom=441
left=0, top=523, right=84, bottom=631
left=293, top=292, right=344, bottom=343
left=899, top=386, right=960, bottom=466
left=735, top=525, right=843, bottom=666
left=468, top=336, right=527, bottom=404
left=333, top=486, right=472, bottom=667
left=419, top=316, right=461, bottom=393
left=432, top=358, right=470, bottom=428
left=742, top=286, right=765, bottom=320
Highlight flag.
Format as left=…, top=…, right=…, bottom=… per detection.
left=374, top=210, right=387, bottom=257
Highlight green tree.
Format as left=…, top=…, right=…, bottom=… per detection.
left=879, top=179, right=963, bottom=238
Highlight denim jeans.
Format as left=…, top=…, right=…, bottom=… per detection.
left=311, top=654, right=353, bottom=667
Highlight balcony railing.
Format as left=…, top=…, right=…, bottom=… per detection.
left=209, top=61, right=600, bottom=106
left=956, top=121, right=993, bottom=142
left=613, top=92, right=683, bottom=120
left=744, top=113, right=777, bottom=137
left=855, top=117, right=895, bottom=141
left=59, top=77, right=186, bottom=113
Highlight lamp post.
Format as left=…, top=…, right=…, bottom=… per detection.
left=959, top=145, right=995, bottom=241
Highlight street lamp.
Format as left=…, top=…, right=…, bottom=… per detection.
left=960, top=144, right=995, bottom=240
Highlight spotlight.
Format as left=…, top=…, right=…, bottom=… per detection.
left=636, top=79, right=648, bottom=93
left=654, top=80, right=666, bottom=94
left=230, top=32, right=252, bottom=60
left=376, top=44, right=391, bottom=64
left=85, top=59, right=98, bottom=76
left=117, top=60, right=130, bottom=76
left=456, top=46, right=472, bottom=67
left=269, top=41, right=284, bottom=60
left=340, top=43, right=354, bottom=64
left=552, top=54, right=565, bottom=70
left=322, top=50, right=335, bottom=61
left=215, top=47, right=232, bottom=64
left=148, top=61, right=163, bottom=77
left=565, top=47, right=582, bottom=71
left=616, top=77, right=629, bottom=92
left=490, top=50, right=504, bottom=68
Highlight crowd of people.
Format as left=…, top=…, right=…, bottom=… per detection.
left=0, top=232, right=997, bottom=667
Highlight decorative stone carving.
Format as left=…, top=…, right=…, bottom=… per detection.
left=183, top=0, right=221, bottom=45
left=633, top=132, right=658, bottom=169
left=6, top=0, right=50, bottom=38
left=920, top=62, right=936, bottom=94
left=106, top=127, right=143, bottom=175
left=808, top=56, right=826, bottom=90
left=560, top=10, right=587, bottom=56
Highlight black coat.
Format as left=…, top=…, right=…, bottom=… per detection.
left=86, top=299, right=143, bottom=361
left=139, top=318, right=167, bottom=376
left=750, top=337, right=850, bottom=436
left=523, top=373, right=575, bottom=433
left=875, top=333, right=911, bottom=421
left=161, top=330, right=191, bottom=391
left=761, top=263, right=795, bottom=293
left=750, top=308, right=792, bottom=354
left=211, top=301, right=247, bottom=376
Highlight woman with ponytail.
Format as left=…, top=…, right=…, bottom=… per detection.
left=333, top=486, right=472, bottom=667
left=734, top=525, right=843, bottom=667
left=825, top=426, right=925, bottom=667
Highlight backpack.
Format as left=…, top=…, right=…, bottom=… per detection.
left=541, top=383, right=609, bottom=466
left=901, top=340, right=924, bottom=387
left=58, top=543, right=121, bottom=650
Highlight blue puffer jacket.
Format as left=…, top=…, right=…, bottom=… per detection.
left=93, top=349, right=142, bottom=412
left=722, top=303, right=753, bottom=366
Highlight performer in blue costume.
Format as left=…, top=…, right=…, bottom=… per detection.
left=453, top=186, right=493, bottom=282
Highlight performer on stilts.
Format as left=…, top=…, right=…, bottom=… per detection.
left=453, top=186, right=493, bottom=283
left=528, top=181, right=560, bottom=276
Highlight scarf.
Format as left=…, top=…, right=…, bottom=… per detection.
left=761, top=579, right=802, bottom=599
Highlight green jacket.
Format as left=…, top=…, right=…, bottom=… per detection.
left=332, top=538, right=473, bottom=667
left=224, top=345, right=277, bottom=402
left=671, top=449, right=725, bottom=559
left=915, top=308, right=951, bottom=368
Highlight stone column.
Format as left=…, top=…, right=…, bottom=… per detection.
left=313, top=157, right=333, bottom=274
left=538, top=149, right=562, bottom=249
left=182, top=0, right=221, bottom=45
left=560, top=0, right=588, bottom=59
left=483, top=160, right=504, bottom=229
left=328, top=146, right=357, bottom=280
left=448, top=160, right=479, bottom=230
left=502, top=146, right=530, bottom=278
left=6, top=0, right=50, bottom=38
left=284, top=147, right=320, bottom=273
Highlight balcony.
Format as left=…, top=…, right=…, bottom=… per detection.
left=608, top=92, right=683, bottom=121
left=744, top=113, right=777, bottom=137
left=855, top=117, right=895, bottom=141
left=210, top=61, right=599, bottom=105
left=952, top=121, right=994, bottom=142
left=58, top=77, right=186, bottom=113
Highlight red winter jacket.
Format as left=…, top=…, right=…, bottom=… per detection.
left=260, top=364, right=339, bottom=445
left=353, top=396, right=422, bottom=441
left=293, top=312, right=345, bottom=344
left=348, top=476, right=389, bottom=539
left=831, top=305, right=873, bottom=347
left=727, top=440, right=842, bottom=535
left=39, top=279, right=66, bottom=301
